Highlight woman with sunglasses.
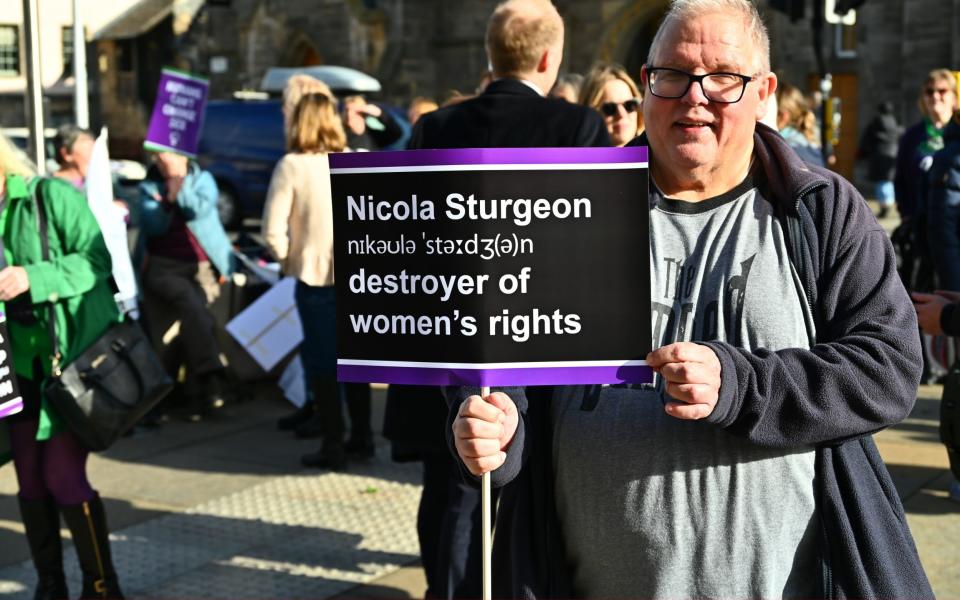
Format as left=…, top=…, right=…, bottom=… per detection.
left=895, top=69, right=958, bottom=224
left=579, top=64, right=643, bottom=147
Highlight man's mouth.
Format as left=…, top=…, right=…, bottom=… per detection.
left=674, top=119, right=713, bottom=129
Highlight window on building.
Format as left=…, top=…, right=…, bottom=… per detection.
left=62, top=26, right=73, bottom=73
left=0, top=25, right=21, bottom=76
left=835, top=23, right=857, bottom=58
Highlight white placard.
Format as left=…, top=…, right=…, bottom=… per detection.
left=87, top=128, right=139, bottom=315
left=225, top=277, right=303, bottom=371
left=278, top=353, right=306, bottom=407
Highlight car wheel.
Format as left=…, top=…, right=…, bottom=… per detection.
left=217, top=186, right=240, bottom=229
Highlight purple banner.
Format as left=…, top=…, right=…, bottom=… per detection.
left=0, top=398, right=23, bottom=420
left=330, top=146, right=648, bottom=169
left=0, top=309, right=22, bottom=420
left=143, top=69, right=209, bottom=158
left=338, top=364, right=653, bottom=386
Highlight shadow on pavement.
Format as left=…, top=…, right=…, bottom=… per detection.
left=0, top=494, right=419, bottom=599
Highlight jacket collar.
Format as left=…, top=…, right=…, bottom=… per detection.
left=4, top=174, right=31, bottom=201
left=628, top=122, right=832, bottom=209
left=482, top=78, right=544, bottom=99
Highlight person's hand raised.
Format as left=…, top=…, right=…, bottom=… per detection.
left=452, top=391, right=519, bottom=476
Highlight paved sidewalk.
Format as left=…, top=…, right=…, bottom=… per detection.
left=0, top=380, right=958, bottom=599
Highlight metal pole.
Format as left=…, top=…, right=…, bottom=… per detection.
left=480, top=385, right=492, bottom=600
left=72, top=0, right=89, bottom=128
left=22, top=0, right=46, bottom=174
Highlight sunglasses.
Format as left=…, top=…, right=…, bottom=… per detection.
left=600, top=98, right=641, bottom=117
left=925, top=88, right=952, bottom=97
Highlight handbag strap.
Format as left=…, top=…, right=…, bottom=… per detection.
left=32, top=180, right=64, bottom=376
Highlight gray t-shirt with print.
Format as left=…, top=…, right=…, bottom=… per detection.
left=552, top=175, right=819, bottom=599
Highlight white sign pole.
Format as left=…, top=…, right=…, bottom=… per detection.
left=481, top=385, right=492, bottom=600
left=22, top=0, right=45, bottom=174
left=72, top=0, right=89, bottom=129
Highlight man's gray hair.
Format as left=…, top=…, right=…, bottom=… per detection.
left=647, top=0, right=771, bottom=74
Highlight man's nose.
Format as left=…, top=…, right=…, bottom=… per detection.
left=681, top=79, right=709, bottom=105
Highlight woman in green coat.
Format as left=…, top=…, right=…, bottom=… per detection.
left=0, top=134, right=124, bottom=600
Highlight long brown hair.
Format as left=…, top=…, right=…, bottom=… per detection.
left=579, top=63, right=644, bottom=133
left=287, top=92, right=347, bottom=153
left=776, top=83, right=818, bottom=144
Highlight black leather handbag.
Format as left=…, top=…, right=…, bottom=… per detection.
left=33, top=180, right=173, bottom=451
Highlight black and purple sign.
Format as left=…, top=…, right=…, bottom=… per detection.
left=330, top=147, right=651, bottom=386
left=0, top=307, right=23, bottom=420
left=143, top=69, right=209, bottom=158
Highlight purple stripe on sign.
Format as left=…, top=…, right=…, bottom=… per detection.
left=330, top=146, right=648, bottom=169
left=0, top=398, right=23, bottom=420
left=337, top=364, right=654, bottom=386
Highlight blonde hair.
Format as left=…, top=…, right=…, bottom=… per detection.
left=287, top=92, right=346, bottom=153
left=0, top=133, right=37, bottom=178
left=776, top=83, right=818, bottom=144
left=485, top=0, right=563, bottom=77
left=408, top=96, right=439, bottom=124
left=918, top=68, right=958, bottom=118
left=282, top=74, right=335, bottom=131
left=579, top=63, right=644, bottom=132
left=648, top=0, right=770, bottom=74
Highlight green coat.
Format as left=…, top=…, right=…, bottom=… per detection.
left=0, top=174, right=120, bottom=458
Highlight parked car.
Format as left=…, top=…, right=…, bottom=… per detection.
left=197, top=96, right=411, bottom=228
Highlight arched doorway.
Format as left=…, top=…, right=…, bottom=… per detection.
left=282, top=34, right=324, bottom=67
left=594, top=1, right=669, bottom=82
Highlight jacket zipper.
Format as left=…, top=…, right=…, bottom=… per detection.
left=789, top=181, right=833, bottom=600
left=82, top=502, right=108, bottom=596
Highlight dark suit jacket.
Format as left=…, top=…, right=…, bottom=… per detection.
left=408, top=78, right=611, bottom=149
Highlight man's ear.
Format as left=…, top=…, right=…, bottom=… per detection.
left=755, top=72, right=778, bottom=121
left=536, top=49, right=550, bottom=74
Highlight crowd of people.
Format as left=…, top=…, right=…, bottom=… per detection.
left=3, top=0, right=960, bottom=598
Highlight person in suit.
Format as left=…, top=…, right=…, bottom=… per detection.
left=386, top=1, right=608, bottom=598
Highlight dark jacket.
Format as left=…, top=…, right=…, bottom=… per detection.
left=858, top=112, right=901, bottom=182
left=895, top=119, right=942, bottom=219
left=446, top=123, right=930, bottom=599
left=389, top=78, right=610, bottom=460
left=408, top=78, right=610, bottom=149
left=926, top=116, right=960, bottom=289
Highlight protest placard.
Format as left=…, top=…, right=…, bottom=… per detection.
left=143, top=68, right=209, bottom=157
left=225, top=277, right=303, bottom=371
left=331, top=146, right=651, bottom=386
left=0, top=308, right=23, bottom=420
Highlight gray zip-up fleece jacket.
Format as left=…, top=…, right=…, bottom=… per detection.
left=445, top=123, right=931, bottom=599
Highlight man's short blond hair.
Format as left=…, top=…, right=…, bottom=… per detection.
left=485, top=0, right=563, bottom=77
left=648, top=0, right=770, bottom=74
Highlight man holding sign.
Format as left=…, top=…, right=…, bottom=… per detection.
left=450, top=0, right=930, bottom=598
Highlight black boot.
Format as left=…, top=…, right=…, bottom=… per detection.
left=18, top=496, right=68, bottom=600
left=301, top=378, right=347, bottom=470
left=59, top=495, right=123, bottom=600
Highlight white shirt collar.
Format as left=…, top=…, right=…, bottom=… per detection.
left=493, top=77, right=545, bottom=97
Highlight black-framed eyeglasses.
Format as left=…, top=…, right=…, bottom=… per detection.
left=645, top=66, right=755, bottom=104
left=599, top=98, right=641, bottom=117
